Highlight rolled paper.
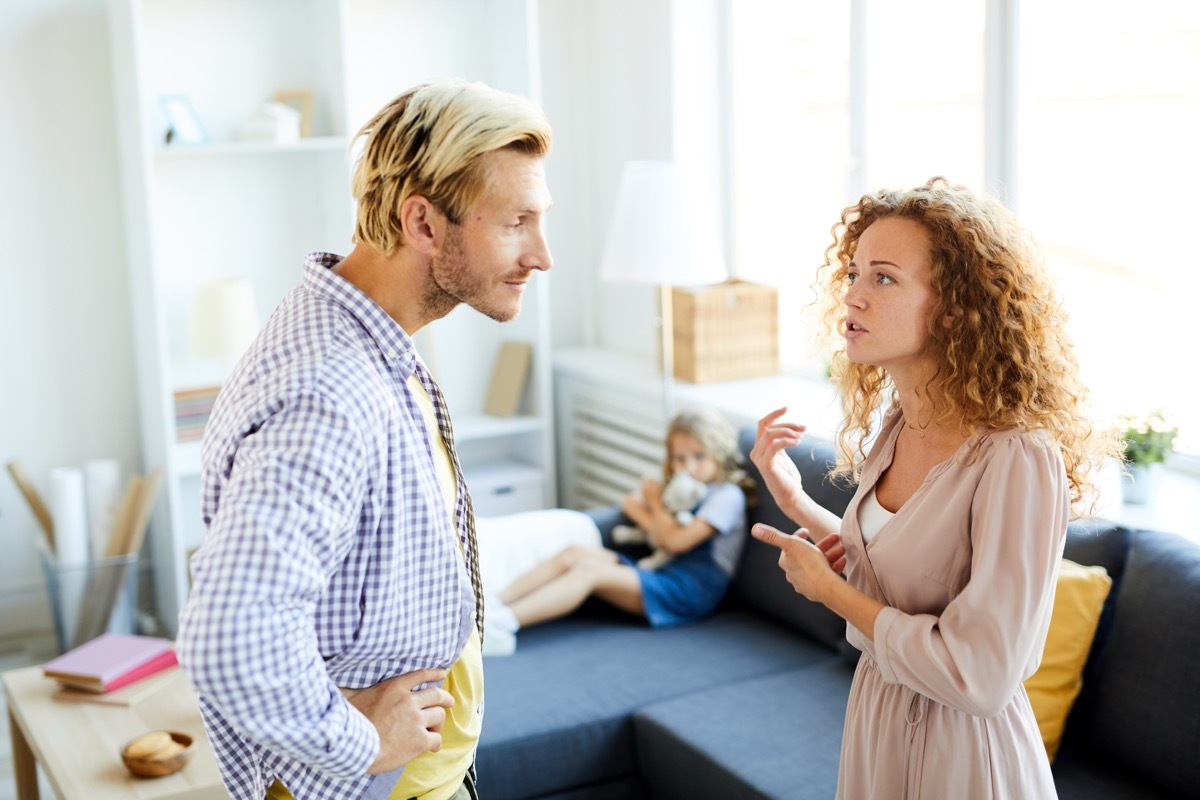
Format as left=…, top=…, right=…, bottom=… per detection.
left=50, top=467, right=89, bottom=566
left=49, top=467, right=89, bottom=648
left=84, top=459, right=121, bottom=560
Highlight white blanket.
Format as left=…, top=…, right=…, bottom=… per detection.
left=475, top=508, right=602, bottom=656
left=476, top=508, right=602, bottom=596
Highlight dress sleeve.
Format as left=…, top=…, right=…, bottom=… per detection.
left=176, top=391, right=379, bottom=778
left=871, top=433, right=1070, bottom=717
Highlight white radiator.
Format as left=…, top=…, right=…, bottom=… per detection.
left=554, top=372, right=666, bottom=510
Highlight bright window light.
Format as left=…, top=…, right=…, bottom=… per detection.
left=727, top=0, right=1198, bottom=455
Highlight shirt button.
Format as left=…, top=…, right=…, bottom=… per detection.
left=386, top=349, right=397, bottom=360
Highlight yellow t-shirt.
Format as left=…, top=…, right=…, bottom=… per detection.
left=265, top=375, right=483, bottom=800
left=393, top=374, right=483, bottom=800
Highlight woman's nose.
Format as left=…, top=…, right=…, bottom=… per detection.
left=844, top=282, right=865, bottom=308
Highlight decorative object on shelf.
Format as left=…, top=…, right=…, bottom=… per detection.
left=484, top=341, right=533, bottom=417
left=173, top=385, right=221, bottom=443
left=599, top=160, right=727, bottom=418
left=159, top=95, right=207, bottom=145
left=189, top=277, right=259, bottom=361
left=274, top=88, right=315, bottom=137
left=671, top=280, right=779, bottom=383
left=235, top=101, right=303, bottom=143
left=1117, top=410, right=1178, bottom=505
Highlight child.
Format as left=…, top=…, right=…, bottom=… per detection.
left=492, top=408, right=750, bottom=633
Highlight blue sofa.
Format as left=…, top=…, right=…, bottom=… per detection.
left=476, top=429, right=1200, bottom=799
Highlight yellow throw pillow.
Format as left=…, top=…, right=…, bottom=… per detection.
left=1025, top=558, right=1112, bottom=761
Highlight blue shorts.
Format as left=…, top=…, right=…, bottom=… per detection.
left=619, top=553, right=730, bottom=628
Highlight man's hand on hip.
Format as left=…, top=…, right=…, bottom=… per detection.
left=342, top=668, right=454, bottom=774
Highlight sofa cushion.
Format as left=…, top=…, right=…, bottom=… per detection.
left=634, top=660, right=854, bottom=800
left=1024, top=558, right=1112, bottom=760
left=1052, top=755, right=1179, bottom=799
left=1054, top=522, right=1132, bottom=759
left=1081, top=529, right=1200, bottom=798
left=477, top=608, right=840, bottom=800
left=731, top=429, right=853, bottom=651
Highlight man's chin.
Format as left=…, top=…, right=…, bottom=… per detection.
left=470, top=289, right=524, bottom=323
left=478, top=300, right=521, bottom=323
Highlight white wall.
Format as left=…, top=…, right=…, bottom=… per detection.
left=0, top=0, right=697, bottom=637
left=0, top=0, right=140, bottom=639
left=539, top=0, right=727, bottom=358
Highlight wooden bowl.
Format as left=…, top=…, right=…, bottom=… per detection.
left=120, top=730, right=194, bottom=777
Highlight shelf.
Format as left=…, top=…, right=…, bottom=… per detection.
left=171, top=415, right=546, bottom=479
left=454, top=414, right=545, bottom=442
left=553, top=347, right=840, bottom=441
left=172, top=440, right=203, bottom=477
left=113, top=0, right=554, bottom=634
left=153, top=136, right=348, bottom=158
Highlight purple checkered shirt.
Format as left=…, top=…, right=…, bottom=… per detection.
left=177, top=253, right=479, bottom=800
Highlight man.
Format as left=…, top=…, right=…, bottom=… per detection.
left=177, top=79, right=553, bottom=800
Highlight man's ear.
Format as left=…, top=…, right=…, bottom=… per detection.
left=398, top=195, right=443, bottom=254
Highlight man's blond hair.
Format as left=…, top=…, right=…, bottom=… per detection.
left=350, top=79, right=552, bottom=255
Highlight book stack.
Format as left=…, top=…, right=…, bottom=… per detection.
left=174, top=385, right=221, bottom=442
left=43, top=633, right=178, bottom=699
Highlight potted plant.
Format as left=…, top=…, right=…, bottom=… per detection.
left=1117, top=411, right=1178, bottom=504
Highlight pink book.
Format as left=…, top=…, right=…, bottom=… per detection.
left=43, top=633, right=175, bottom=692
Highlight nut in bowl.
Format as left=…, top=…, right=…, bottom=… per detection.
left=120, top=730, right=193, bottom=777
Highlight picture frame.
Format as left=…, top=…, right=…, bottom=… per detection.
left=273, top=89, right=315, bottom=138
left=160, top=95, right=208, bottom=146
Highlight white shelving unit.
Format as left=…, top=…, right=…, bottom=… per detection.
left=108, top=0, right=556, bottom=634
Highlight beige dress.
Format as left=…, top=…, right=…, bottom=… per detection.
left=838, top=410, right=1068, bottom=799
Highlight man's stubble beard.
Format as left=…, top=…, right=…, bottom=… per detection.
left=421, top=225, right=520, bottom=324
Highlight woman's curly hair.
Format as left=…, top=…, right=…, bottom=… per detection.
left=814, top=177, right=1119, bottom=518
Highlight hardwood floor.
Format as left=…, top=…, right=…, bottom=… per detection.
left=0, top=633, right=60, bottom=799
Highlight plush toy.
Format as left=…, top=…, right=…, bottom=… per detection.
left=612, top=471, right=708, bottom=570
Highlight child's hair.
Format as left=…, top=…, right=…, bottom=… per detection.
left=663, top=409, right=754, bottom=501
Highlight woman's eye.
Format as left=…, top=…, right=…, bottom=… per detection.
left=847, top=272, right=858, bottom=284
left=877, top=273, right=894, bottom=285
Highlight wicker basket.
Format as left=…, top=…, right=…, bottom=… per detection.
left=671, top=280, right=779, bottom=383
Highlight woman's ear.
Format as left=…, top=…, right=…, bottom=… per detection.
left=941, top=313, right=955, bottom=329
left=398, top=195, right=442, bottom=254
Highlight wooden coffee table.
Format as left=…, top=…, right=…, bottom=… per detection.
left=3, top=665, right=224, bottom=799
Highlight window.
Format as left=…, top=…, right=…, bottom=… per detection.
left=727, top=0, right=1198, bottom=455
left=1015, top=0, right=1200, bottom=455
left=728, top=1, right=852, bottom=374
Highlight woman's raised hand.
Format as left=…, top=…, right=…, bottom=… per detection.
left=750, top=407, right=808, bottom=514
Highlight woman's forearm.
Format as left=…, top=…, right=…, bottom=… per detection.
left=819, top=570, right=883, bottom=641
left=784, top=491, right=843, bottom=542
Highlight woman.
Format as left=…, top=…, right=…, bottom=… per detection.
left=750, top=178, right=1117, bottom=798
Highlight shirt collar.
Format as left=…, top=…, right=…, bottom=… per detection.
left=303, top=251, right=418, bottom=379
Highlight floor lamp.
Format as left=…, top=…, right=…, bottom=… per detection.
left=598, top=161, right=727, bottom=421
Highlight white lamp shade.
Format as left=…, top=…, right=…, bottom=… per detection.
left=189, top=278, right=259, bottom=360
left=598, top=160, right=728, bottom=286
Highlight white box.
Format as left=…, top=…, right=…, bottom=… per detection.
left=464, top=461, right=545, bottom=517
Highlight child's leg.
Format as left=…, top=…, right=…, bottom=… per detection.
left=498, top=544, right=618, bottom=605
left=506, top=555, right=643, bottom=628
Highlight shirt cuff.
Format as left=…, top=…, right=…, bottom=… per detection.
left=307, top=691, right=380, bottom=778
left=871, top=605, right=902, bottom=684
